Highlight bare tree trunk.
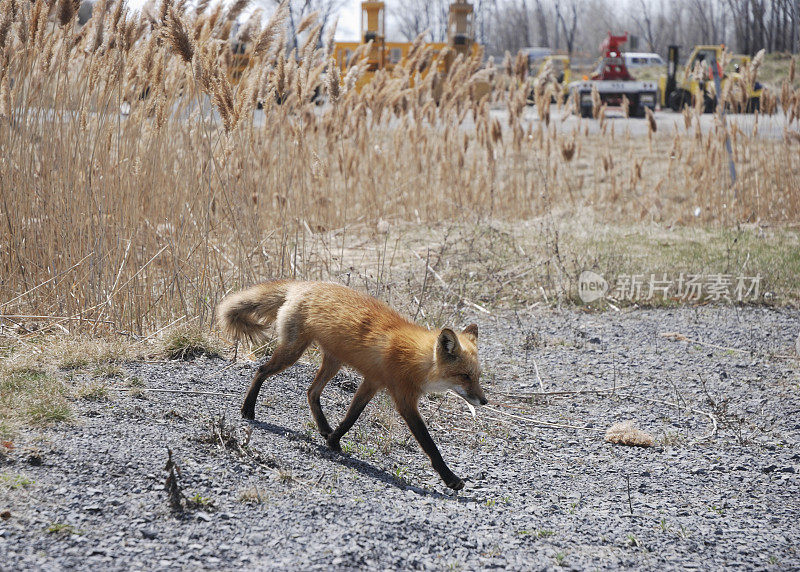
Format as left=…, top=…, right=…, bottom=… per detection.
left=556, top=1, right=579, bottom=54
left=637, top=0, right=656, bottom=50
left=533, top=0, right=549, bottom=47
left=519, top=0, right=532, bottom=46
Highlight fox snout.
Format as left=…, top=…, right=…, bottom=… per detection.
left=453, top=385, right=489, bottom=407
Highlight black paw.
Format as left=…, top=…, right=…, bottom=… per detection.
left=241, top=405, right=255, bottom=420
left=326, top=436, right=341, bottom=452
left=446, top=478, right=465, bottom=491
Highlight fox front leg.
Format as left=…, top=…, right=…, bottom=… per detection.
left=398, top=403, right=465, bottom=491
left=326, top=381, right=378, bottom=452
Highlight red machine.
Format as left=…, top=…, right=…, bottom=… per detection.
left=570, top=31, right=657, bottom=118
left=593, top=33, right=633, bottom=81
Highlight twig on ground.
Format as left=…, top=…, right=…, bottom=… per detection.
left=492, top=384, right=631, bottom=399
left=624, top=394, right=718, bottom=442
left=483, top=405, right=604, bottom=432
left=532, top=358, right=545, bottom=393
left=109, top=388, right=239, bottom=398
left=626, top=474, right=633, bottom=514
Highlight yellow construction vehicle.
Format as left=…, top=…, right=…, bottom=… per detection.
left=659, top=44, right=764, bottom=113
left=228, top=36, right=251, bottom=85
left=333, top=1, right=487, bottom=95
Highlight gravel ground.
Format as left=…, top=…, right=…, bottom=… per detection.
left=2, top=306, right=799, bottom=570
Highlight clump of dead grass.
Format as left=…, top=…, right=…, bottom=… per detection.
left=605, top=421, right=655, bottom=448
left=238, top=485, right=268, bottom=504
left=159, top=326, right=224, bottom=361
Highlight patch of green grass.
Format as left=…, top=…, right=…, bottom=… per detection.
left=47, top=523, right=82, bottom=535
left=709, top=504, right=725, bottom=516
left=1, top=473, right=35, bottom=489
left=537, top=529, right=555, bottom=538
left=486, top=496, right=511, bottom=508
left=187, top=492, right=214, bottom=508
left=760, top=53, right=797, bottom=89
left=0, top=422, right=14, bottom=442
left=570, top=225, right=800, bottom=307
left=126, top=376, right=146, bottom=398
left=399, top=220, right=800, bottom=312
left=554, top=552, right=566, bottom=566
left=659, top=431, right=686, bottom=447
left=26, top=400, right=72, bottom=424
left=392, top=464, right=409, bottom=483
left=0, top=369, right=72, bottom=430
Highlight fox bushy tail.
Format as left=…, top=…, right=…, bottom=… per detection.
left=216, top=280, right=289, bottom=343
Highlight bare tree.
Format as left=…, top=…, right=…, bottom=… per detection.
left=532, top=0, right=550, bottom=46
left=555, top=0, right=579, bottom=53
left=393, top=0, right=450, bottom=41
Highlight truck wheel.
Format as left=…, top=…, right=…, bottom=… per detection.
left=746, top=97, right=760, bottom=113
left=669, top=89, right=688, bottom=112
left=630, top=97, right=647, bottom=118
left=703, top=93, right=717, bottom=113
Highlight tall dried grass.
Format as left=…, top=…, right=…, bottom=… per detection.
left=0, top=0, right=798, bottom=335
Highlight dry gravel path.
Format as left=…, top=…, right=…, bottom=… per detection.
left=2, top=306, right=799, bottom=570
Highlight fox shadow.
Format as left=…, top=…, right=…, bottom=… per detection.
left=248, top=418, right=477, bottom=503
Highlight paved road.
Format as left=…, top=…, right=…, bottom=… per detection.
left=491, top=106, right=790, bottom=139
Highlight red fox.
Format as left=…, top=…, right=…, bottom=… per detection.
left=217, top=279, right=487, bottom=490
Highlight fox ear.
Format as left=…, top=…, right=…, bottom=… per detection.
left=462, top=323, right=478, bottom=342
left=437, top=328, right=461, bottom=360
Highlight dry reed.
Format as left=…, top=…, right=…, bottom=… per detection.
left=0, top=1, right=797, bottom=336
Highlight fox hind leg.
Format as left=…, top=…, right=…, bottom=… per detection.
left=307, top=352, right=342, bottom=438
left=241, top=340, right=309, bottom=420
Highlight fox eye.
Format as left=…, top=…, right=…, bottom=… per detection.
left=459, top=374, right=472, bottom=382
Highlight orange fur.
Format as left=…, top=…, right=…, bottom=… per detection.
left=216, top=279, right=486, bottom=490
